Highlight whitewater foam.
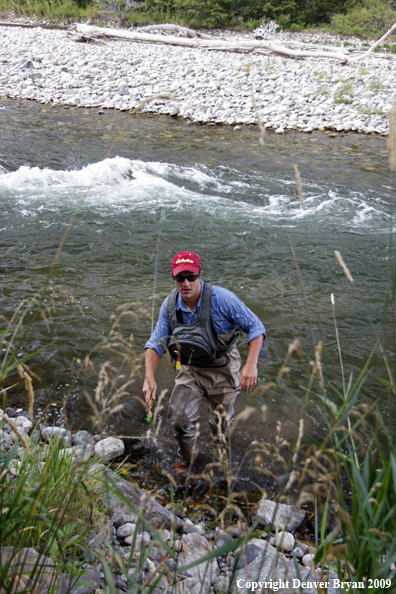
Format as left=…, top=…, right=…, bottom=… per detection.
left=0, top=156, right=392, bottom=233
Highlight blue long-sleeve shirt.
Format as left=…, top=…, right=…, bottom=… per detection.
left=145, top=281, right=266, bottom=359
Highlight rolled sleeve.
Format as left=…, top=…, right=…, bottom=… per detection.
left=144, top=298, right=171, bottom=359
left=214, top=288, right=266, bottom=356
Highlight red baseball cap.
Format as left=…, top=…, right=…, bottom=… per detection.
left=171, top=251, right=201, bottom=275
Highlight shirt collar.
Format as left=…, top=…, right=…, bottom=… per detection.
left=175, top=280, right=204, bottom=314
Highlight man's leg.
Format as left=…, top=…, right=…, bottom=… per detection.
left=198, top=345, right=241, bottom=443
left=168, top=367, right=204, bottom=462
left=206, top=389, right=239, bottom=440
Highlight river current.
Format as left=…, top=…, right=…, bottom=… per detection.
left=1, top=99, right=395, bottom=472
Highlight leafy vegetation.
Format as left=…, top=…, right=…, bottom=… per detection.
left=143, top=0, right=364, bottom=29
left=1, top=0, right=395, bottom=37
left=331, top=0, right=396, bottom=39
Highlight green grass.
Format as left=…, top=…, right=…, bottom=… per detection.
left=369, top=75, right=382, bottom=93
left=334, top=82, right=354, bottom=105
left=358, top=105, right=386, bottom=117
left=0, top=0, right=97, bottom=22
left=0, top=436, right=105, bottom=592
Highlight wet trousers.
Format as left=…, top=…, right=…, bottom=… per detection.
left=167, top=346, right=241, bottom=462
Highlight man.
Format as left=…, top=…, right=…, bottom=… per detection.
left=143, top=251, right=266, bottom=472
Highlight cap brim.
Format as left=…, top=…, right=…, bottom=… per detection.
left=172, top=264, right=200, bottom=275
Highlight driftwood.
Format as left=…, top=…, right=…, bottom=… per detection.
left=353, top=20, right=396, bottom=61
left=136, top=24, right=213, bottom=40
left=71, top=22, right=396, bottom=64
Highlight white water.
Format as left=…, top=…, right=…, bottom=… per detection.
left=1, top=106, right=394, bottom=464
left=0, top=157, right=392, bottom=233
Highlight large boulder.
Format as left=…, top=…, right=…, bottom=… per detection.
left=254, top=499, right=306, bottom=532
left=99, top=468, right=183, bottom=530
left=221, top=539, right=341, bottom=594
left=62, top=569, right=101, bottom=594
left=0, top=547, right=66, bottom=593
left=0, top=547, right=101, bottom=594
left=176, top=532, right=219, bottom=594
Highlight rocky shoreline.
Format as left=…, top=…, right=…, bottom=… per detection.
left=0, top=22, right=395, bottom=136
left=1, top=408, right=344, bottom=593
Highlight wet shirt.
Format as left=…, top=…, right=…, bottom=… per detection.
left=145, top=281, right=266, bottom=359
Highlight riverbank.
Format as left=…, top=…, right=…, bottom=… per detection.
left=0, top=408, right=343, bottom=593
left=0, top=22, right=395, bottom=135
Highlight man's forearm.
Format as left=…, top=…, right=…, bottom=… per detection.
left=246, top=335, right=264, bottom=365
left=145, top=348, right=160, bottom=379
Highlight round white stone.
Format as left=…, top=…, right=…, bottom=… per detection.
left=275, top=530, right=295, bottom=552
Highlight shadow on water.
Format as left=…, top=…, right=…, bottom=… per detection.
left=1, top=98, right=395, bottom=487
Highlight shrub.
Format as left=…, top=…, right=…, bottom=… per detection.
left=94, top=0, right=144, bottom=26
left=331, top=0, right=396, bottom=39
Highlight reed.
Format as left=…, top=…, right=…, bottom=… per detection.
left=0, top=437, right=105, bottom=592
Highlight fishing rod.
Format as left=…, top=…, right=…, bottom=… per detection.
left=146, top=208, right=166, bottom=424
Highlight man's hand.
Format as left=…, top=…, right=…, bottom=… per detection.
left=143, top=376, right=157, bottom=405
left=240, top=360, right=258, bottom=392
left=143, top=348, right=160, bottom=405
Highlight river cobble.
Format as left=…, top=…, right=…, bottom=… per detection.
left=0, top=24, right=395, bottom=135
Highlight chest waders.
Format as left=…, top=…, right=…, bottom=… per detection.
left=167, top=281, right=238, bottom=368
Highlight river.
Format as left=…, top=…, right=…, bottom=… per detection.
left=1, top=98, right=395, bottom=478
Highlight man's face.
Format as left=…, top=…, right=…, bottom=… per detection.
left=173, top=270, right=202, bottom=304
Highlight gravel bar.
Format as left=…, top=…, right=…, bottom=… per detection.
left=1, top=24, right=395, bottom=135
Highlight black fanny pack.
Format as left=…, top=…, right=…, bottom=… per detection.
left=167, top=282, right=238, bottom=368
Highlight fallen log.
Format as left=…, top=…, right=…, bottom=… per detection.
left=136, top=24, right=214, bottom=39
left=71, top=22, right=396, bottom=64
left=71, top=23, right=350, bottom=62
